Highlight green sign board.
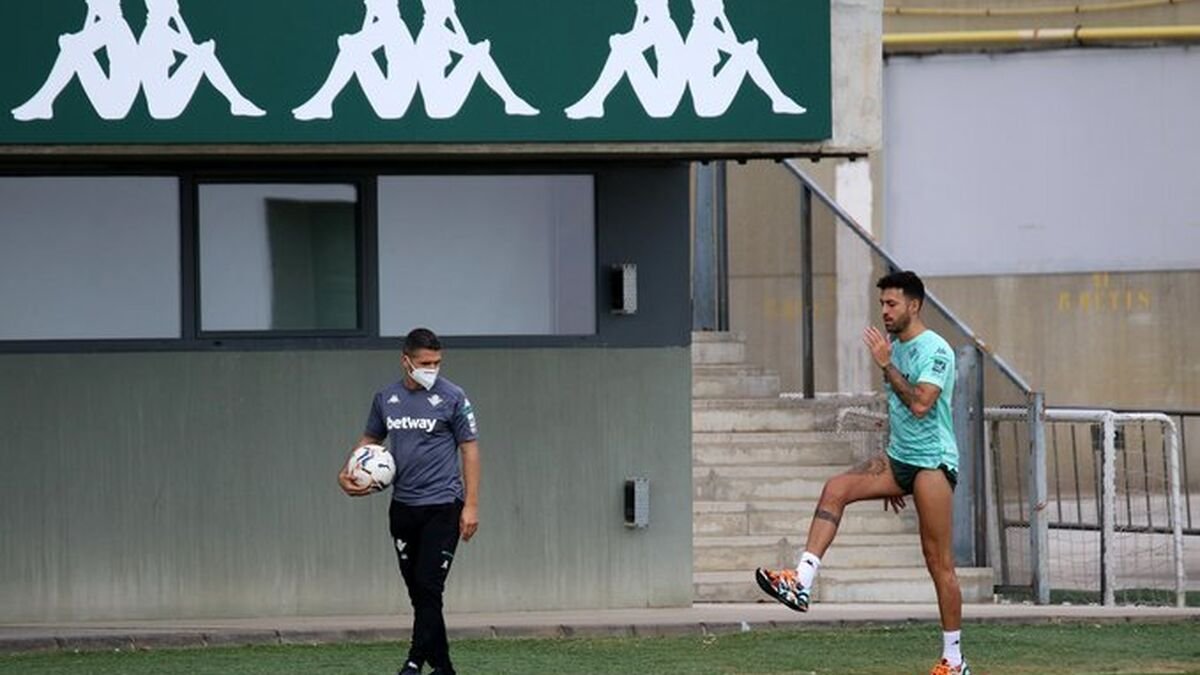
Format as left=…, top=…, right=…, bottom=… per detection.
left=0, top=0, right=830, bottom=146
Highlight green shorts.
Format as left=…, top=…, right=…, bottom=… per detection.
left=887, top=454, right=958, bottom=495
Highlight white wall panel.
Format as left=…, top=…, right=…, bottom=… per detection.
left=884, top=47, right=1200, bottom=276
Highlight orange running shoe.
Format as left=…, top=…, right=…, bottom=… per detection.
left=754, top=567, right=809, bottom=612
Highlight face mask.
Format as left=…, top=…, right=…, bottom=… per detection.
left=405, top=358, right=439, bottom=390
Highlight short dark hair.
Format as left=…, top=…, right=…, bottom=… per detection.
left=403, top=328, right=442, bottom=355
left=876, top=270, right=925, bottom=306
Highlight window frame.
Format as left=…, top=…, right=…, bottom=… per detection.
left=0, top=162, right=608, bottom=353
left=191, top=175, right=374, bottom=340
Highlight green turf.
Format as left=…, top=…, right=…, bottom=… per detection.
left=2, top=622, right=1199, bottom=674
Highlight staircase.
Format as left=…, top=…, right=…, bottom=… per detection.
left=691, top=332, right=994, bottom=604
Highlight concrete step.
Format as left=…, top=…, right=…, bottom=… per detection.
left=691, top=340, right=747, bottom=366
left=692, top=431, right=867, bottom=466
left=693, top=399, right=838, bottom=433
left=693, top=534, right=926, bottom=572
left=692, top=370, right=782, bottom=399
left=694, top=567, right=995, bottom=604
left=693, top=465, right=841, bottom=502
left=691, top=331, right=746, bottom=343
left=693, top=500, right=919, bottom=537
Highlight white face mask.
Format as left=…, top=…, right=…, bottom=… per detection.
left=405, top=357, right=439, bottom=390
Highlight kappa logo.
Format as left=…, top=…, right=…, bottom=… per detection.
left=387, top=415, right=437, bottom=433
left=566, top=0, right=805, bottom=120
left=387, top=394, right=400, bottom=405
left=14, top=0, right=806, bottom=124
left=13, top=0, right=265, bottom=122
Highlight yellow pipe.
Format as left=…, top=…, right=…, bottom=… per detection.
left=884, top=24, right=1200, bottom=46
left=885, top=0, right=1194, bottom=18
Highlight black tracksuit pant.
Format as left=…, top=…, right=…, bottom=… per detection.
left=389, top=499, right=462, bottom=674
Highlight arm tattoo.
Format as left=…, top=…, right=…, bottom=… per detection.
left=882, top=364, right=917, bottom=408
left=814, top=508, right=842, bottom=526
left=850, top=455, right=889, bottom=476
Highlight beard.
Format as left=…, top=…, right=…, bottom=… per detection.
left=885, top=314, right=909, bottom=335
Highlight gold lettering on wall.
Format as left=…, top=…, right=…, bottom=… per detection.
left=1057, top=273, right=1152, bottom=314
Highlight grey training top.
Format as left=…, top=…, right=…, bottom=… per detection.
left=364, top=376, right=478, bottom=506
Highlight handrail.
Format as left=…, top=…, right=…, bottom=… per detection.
left=781, top=158, right=1035, bottom=395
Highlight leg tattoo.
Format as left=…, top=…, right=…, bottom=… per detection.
left=814, top=508, right=842, bottom=526
left=849, top=455, right=889, bottom=476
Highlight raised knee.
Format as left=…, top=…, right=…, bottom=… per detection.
left=818, top=480, right=849, bottom=508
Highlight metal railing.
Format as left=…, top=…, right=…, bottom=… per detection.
left=986, top=408, right=1188, bottom=607
left=780, top=159, right=1034, bottom=398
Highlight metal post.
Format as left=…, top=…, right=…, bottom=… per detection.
left=692, top=163, right=717, bottom=331
left=953, top=346, right=984, bottom=565
left=715, top=162, right=729, bottom=332
left=800, top=185, right=815, bottom=399
left=1164, top=418, right=1186, bottom=608
left=1101, top=414, right=1116, bottom=606
left=1028, top=392, right=1051, bottom=604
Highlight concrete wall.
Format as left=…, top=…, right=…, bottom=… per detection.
left=724, top=159, right=887, bottom=394
left=0, top=348, right=691, bottom=621
left=927, top=271, right=1200, bottom=410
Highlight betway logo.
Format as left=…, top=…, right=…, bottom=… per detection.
left=387, top=416, right=437, bottom=433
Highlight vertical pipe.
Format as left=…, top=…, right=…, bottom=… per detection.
left=1070, top=425, right=1083, bottom=523
left=1051, top=424, right=1063, bottom=522
left=1181, top=418, right=1193, bottom=530
left=1119, top=426, right=1133, bottom=529
left=715, top=162, right=730, bottom=332
left=1014, top=424, right=1025, bottom=522
left=800, top=185, right=815, bottom=399
left=1141, top=422, right=1153, bottom=529
left=692, top=163, right=716, bottom=331
left=990, top=420, right=1011, bottom=587
left=1102, top=413, right=1116, bottom=606
left=953, top=346, right=980, bottom=565
left=1028, top=392, right=1050, bottom=605
left=972, top=349, right=987, bottom=566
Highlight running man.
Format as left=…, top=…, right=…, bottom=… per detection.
left=755, top=271, right=972, bottom=675
left=293, top=0, right=418, bottom=121
left=139, top=0, right=265, bottom=120
left=564, top=0, right=687, bottom=120
left=685, top=0, right=805, bottom=118
left=12, top=0, right=140, bottom=121
left=415, top=0, right=538, bottom=119
left=339, top=328, right=480, bottom=675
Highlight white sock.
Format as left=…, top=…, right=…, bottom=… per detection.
left=796, top=551, right=821, bottom=589
left=943, top=630, right=962, bottom=667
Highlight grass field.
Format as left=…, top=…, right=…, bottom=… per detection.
left=2, top=622, right=1199, bottom=675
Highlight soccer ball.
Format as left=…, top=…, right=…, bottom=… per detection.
left=346, top=444, right=396, bottom=491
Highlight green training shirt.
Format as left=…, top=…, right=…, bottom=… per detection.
left=885, top=328, right=958, bottom=471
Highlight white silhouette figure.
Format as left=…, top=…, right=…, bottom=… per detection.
left=11, top=0, right=141, bottom=121
left=564, top=0, right=687, bottom=120
left=139, top=0, right=265, bottom=120
left=686, top=0, right=805, bottom=117
left=415, top=0, right=538, bottom=119
left=293, top=0, right=417, bottom=121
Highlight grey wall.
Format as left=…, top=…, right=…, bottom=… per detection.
left=884, top=47, right=1200, bottom=276
left=0, top=347, right=691, bottom=621
left=0, top=163, right=694, bottom=622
